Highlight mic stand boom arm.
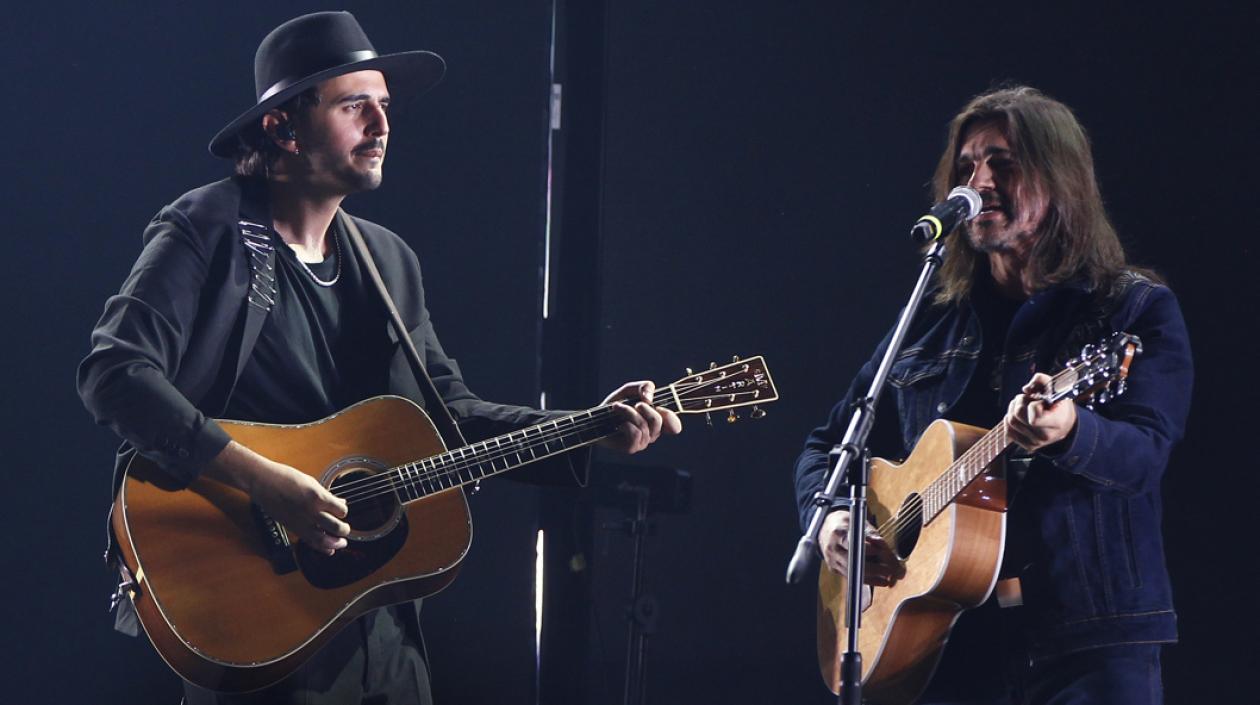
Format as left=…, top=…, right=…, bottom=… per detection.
left=785, top=238, right=947, bottom=705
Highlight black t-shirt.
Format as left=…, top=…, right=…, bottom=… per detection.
left=945, top=272, right=1023, bottom=430
left=224, top=221, right=393, bottom=424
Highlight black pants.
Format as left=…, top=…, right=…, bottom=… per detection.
left=920, top=600, right=1164, bottom=705
left=183, top=605, right=432, bottom=705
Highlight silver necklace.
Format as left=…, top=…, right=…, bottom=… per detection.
left=293, top=231, right=341, bottom=287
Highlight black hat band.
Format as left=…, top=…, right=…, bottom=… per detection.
left=258, top=49, right=379, bottom=102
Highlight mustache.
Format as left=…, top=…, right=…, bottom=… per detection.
left=981, top=194, right=1006, bottom=209
left=354, top=139, right=385, bottom=153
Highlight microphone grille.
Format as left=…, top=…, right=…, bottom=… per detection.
left=948, top=186, right=983, bottom=219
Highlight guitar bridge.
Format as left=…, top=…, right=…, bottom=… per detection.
left=251, top=503, right=298, bottom=575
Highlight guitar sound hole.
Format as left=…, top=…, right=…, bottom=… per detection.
left=300, top=461, right=410, bottom=590
left=890, top=494, right=923, bottom=560
left=329, top=467, right=402, bottom=539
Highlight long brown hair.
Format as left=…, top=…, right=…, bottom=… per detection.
left=931, top=86, right=1135, bottom=304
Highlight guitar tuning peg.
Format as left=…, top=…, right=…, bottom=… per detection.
left=685, top=367, right=694, bottom=375
left=705, top=411, right=713, bottom=427
left=750, top=405, right=767, bottom=419
left=709, top=361, right=717, bottom=370
left=731, top=354, right=740, bottom=363
left=727, top=409, right=738, bottom=423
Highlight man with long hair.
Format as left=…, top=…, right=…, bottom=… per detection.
left=795, top=86, right=1191, bottom=703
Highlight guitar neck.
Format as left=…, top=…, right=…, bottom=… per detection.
left=330, top=356, right=777, bottom=507
left=390, top=404, right=626, bottom=503
left=918, top=360, right=1092, bottom=523
left=919, top=419, right=1012, bottom=522
left=386, top=383, right=690, bottom=504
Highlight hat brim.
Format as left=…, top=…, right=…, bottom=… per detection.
left=208, top=50, right=445, bottom=158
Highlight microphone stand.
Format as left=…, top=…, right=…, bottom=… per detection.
left=786, top=237, right=947, bottom=705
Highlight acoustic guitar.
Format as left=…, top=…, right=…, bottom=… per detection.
left=114, top=356, right=777, bottom=692
left=817, top=334, right=1141, bottom=705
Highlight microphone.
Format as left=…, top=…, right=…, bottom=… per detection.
left=910, top=186, right=982, bottom=243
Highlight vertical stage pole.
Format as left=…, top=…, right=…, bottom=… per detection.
left=536, top=0, right=608, bottom=703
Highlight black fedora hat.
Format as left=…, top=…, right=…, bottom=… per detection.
left=209, top=11, right=445, bottom=157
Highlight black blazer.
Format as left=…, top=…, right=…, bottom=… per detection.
left=79, top=176, right=585, bottom=491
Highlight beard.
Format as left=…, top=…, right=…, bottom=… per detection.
left=315, top=158, right=383, bottom=195
left=344, top=167, right=383, bottom=192
left=344, top=139, right=386, bottom=191
left=966, top=222, right=1014, bottom=253
left=964, top=207, right=1038, bottom=254
left=300, top=138, right=386, bottom=195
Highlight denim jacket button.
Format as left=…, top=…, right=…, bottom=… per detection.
left=960, top=336, right=974, bottom=346
left=936, top=402, right=948, bottom=414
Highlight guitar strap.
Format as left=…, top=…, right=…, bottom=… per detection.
left=337, top=209, right=469, bottom=449
left=231, top=220, right=279, bottom=385
left=218, top=175, right=282, bottom=412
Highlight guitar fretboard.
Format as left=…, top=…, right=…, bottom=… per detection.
left=918, top=363, right=1085, bottom=523
left=390, top=406, right=623, bottom=502
left=919, top=419, right=1012, bottom=521
left=330, top=356, right=777, bottom=510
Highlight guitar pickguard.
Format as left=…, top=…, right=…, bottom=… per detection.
left=296, top=516, right=409, bottom=589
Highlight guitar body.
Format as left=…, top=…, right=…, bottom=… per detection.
left=817, top=419, right=1007, bottom=705
left=113, top=395, right=472, bottom=693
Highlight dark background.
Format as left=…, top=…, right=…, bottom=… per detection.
left=3, top=2, right=1255, bottom=703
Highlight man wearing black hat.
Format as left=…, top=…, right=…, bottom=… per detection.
left=79, top=11, right=679, bottom=703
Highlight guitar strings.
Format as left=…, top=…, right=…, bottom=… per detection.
left=326, top=375, right=720, bottom=500
left=873, top=422, right=1010, bottom=544
left=866, top=424, right=997, bottom=540
left=330, top=374, right=766, bottom=505
left=338, top=409, right=621, bottom=505
left=336, top=387, right=766, bottom=506
left=879, top=425, right=1004, bottom=539
left=327, top=375, right=729, bottom=501
left=334, top=390, right=742, bottom=507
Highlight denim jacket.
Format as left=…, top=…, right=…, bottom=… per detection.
left=794, top=274, right=1192, bottom=658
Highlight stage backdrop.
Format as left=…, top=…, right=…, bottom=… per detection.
left=2, top=2, right=1255, bottom=704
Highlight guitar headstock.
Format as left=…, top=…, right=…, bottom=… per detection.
left=660, top=355, right=779, bottom=423
left=1048, top=332, right=1142, bottom=408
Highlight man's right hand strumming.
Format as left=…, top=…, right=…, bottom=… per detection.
left=820, top=509, right=901, bottom=587
left=205, top=440, right=351, bottom=555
